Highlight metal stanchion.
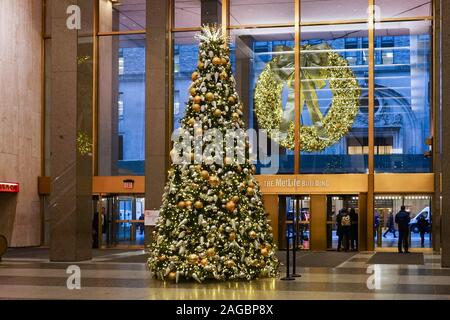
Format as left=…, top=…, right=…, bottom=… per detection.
left=292, top=203, right=301, bottom=277
left=281, top=232, right=295, bottom=281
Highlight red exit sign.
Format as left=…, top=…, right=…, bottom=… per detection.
left=0, top=182, right=20, bottom=193
left=123, top=179, right=134, bottom=190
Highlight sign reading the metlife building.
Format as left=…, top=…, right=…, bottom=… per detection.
left=263, top=178, right=330, bottom=188
left=255, top=175, right=368, bottom=194
left=0, top=182, right=20, bottom=193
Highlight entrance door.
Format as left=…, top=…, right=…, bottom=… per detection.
left=375, top=195, right=432, bottom=250
left=326, top=195, right=359, bottom=251
left=97, top=195, right=145, bottom=247
left=278, top=195, right=310, bottom=250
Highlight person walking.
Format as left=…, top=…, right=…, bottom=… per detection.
left=374, top=211, right=381, bottom=241
left=395, top=206, right=411, bottom=253
left=349, top=208, right=358, bottom=251
left=383, top=212, right=397, bottom=238
left=417, top=213, right=429, bottom=248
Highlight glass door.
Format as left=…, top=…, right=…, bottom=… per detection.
left=326, top=195, right=359, bottom=251
left=116, top=197, right=134, bottom=243
left=375, top=195, right=432, bottom=249
left=279, top=195, right=310, bottom=250
left=97, top=194, right=146, bottom=247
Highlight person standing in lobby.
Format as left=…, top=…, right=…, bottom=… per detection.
left=395, top=206, right=411, bottom=253
left=349, top=208, right=358, bottom=251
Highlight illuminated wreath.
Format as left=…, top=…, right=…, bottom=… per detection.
left=254, top=44, right=361, bottom=152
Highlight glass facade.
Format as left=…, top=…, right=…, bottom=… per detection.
left=98, top=34, right=146, bottom=176
left=174, top=0, right=201, bottom=29
left=301, top=0, right=368, bottom=22
left=39, top=0, right=438, bottom=252
left=173, top=32, right=199, bottom=131
left=45, top=0, right=433, bottom=177
left=376, top=0, right=432, bottom=19
left=230, top=28, right=296, bottom=174
left=300, top=25, right=369, bottom=173
left=230, top=0, right=294, bottom=26
left=374, top=21, right=432, bottom=173
left=99, top=0, right=146, bottom=32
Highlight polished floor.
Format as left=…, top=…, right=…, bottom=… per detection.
left=0, top=248, right=449, bottom=300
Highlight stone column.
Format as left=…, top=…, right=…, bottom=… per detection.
left=145, top=0, right=170, bottom=246
left=49, top=0, right=93, bottom=262
left=442, top=0, right=450, bottom=267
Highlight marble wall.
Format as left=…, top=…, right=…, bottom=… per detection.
left=0, top=0, right=42, bottom=247
left=441, top=0, right=450, bottom=267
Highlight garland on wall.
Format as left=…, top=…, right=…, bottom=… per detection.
left=254, top=43, right=361, bottom=152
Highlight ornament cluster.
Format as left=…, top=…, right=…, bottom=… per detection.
left=147, top=25, right=279, bottom=283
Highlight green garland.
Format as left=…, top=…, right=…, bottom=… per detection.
left=254, top=45, right=361, bottom=152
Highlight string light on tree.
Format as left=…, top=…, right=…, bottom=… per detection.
left=147, top=25, right=279, bottom=283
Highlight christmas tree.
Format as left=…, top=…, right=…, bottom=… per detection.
left=147, top=25, right=279, bottom=282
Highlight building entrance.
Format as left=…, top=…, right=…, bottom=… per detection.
left=326, top=195, right=359, bottom=251
left=93, top=194, right=145, bottom=248
left=278, top=195, right=310, bottom=250
left=374, top=195, right=432, bottom=250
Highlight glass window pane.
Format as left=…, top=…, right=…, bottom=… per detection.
left=374, top=20, right=432, bottom=173
left=98, top=34, right=146, bottom=176
left=174, top=0, right=201, bottom=29
left=99, top=0, right=146, bottom=32
left=300, top=24, right=369, bottom=173
left=301, top=0, right=368, bottom=23
left=173, top=32, right=199, bottom=131
left=230, top=0, right=294, bottom=26
left=376, top=0, right=431, bottom=19
left=231, top=27, right=296, bottom=174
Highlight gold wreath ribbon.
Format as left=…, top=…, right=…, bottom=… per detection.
left=270, top=43, right=331, bottom=127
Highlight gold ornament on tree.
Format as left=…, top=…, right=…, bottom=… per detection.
left=206, top=248, right=215, bottom=257
left=205, top=92, right=215, bottom=102
left=209, top=176, right=220, bottom=187
left=200, top=170, right=210, bottom=180
left=168, top=272, right=177, bottom=280
left=226, top=201, right=236, bottom=212
left=194, top=201, right=204, bottom=209
left=226, top=260, right=235, bottom=268
left=212, top=56, right=221, bottom=66
left=194, top=95, right=202, bottom=104
left=188, top=254, right=199, bottom=264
